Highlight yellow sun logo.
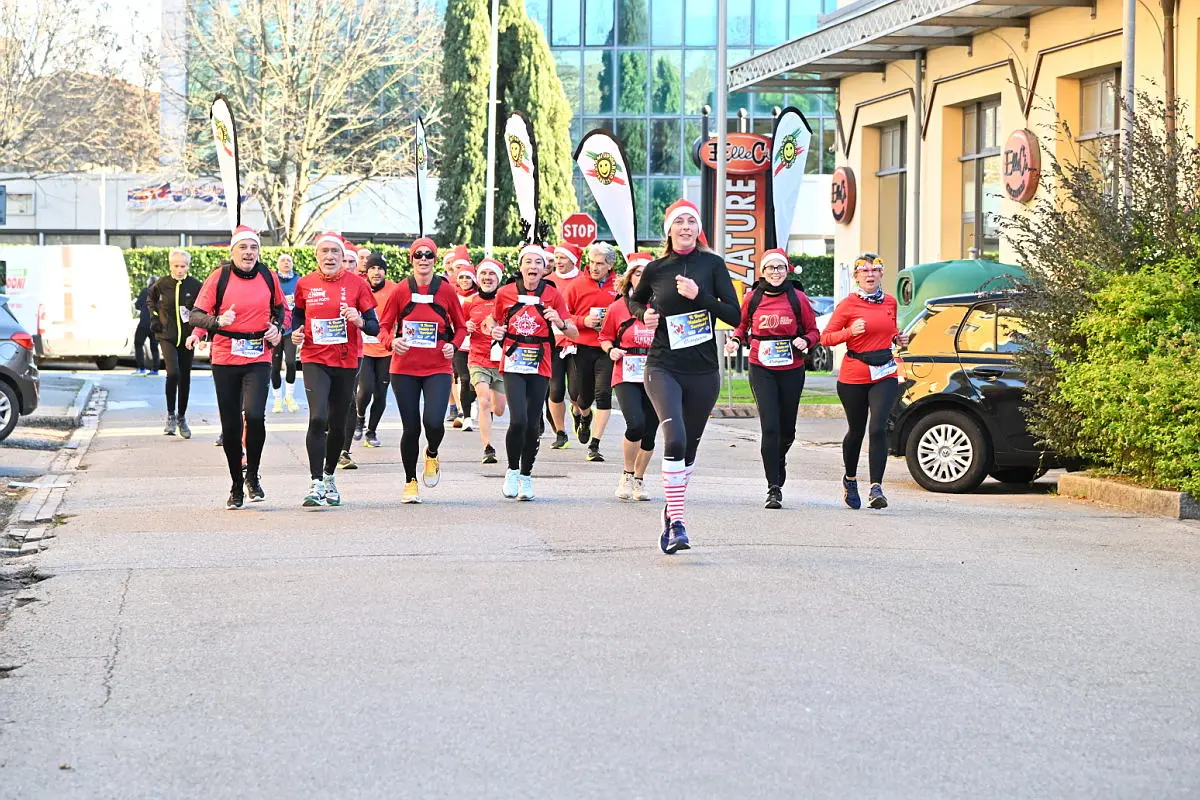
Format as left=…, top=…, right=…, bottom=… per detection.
left=417, top=143, right=426, bottom=164
left=773, top=132, right=804, bottom=176
left=593, top=152, right=617, bottom=184
left=508, top=136, right=527, bottom=168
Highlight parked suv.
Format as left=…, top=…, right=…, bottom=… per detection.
left=888, top=291, right=1051, bottom=492
left=0, top=295, right=40, bottom=440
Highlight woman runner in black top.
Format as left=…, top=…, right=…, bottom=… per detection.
left=627, top=199, right=741, bottom=554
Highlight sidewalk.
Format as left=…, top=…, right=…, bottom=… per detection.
left=22, top=374, right=95, bottom=429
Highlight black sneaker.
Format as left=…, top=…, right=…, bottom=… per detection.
left=842, top=477, right=861, bottom=510
left=353, top=418, right=365, bottom=441
left=481, top=445, right=497, bottom=464
left=868, top=483, right=888, bottom=509
left=164, top=413, right=177, bottom=436
left=551, top=430, right=569, bottom=449
left=338, top=451, right=357, bottom=470
left=765, top=485, right=782, bottom=509
left=664, top=521, right=690, bottom=554
left=586, top=445, right=604, bottom=462
left=572, top=410, right=583, bottom=440
left=245, top=473, right=265, bottom=502
left=578, top=413, right=592, bottom=445
left=226, top=483, right=244, bottom=510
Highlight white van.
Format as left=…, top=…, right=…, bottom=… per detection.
left=0, top=245, right=136, bottom=369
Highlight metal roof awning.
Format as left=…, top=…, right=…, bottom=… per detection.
left=728, top=0, right=1094, bottom=92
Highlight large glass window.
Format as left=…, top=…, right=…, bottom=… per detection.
left=755, top=0, right=788, bottom=46
left=650, top=177, right=683, bottom=227
left=617, top=118, right=648, bottom=176
left=685, top=0, right=716, bottom=46
left=649, top=118, right=681, bottom=173
left=583, top=50, right=613, bottom=114
left=789, top=0, right=820, bottom=37
left=528, top=0, right=549, bottom=31
left=1080, top=71, right=1119, bottom=198
left=617, top=50, right=648, bottom=113
left=683, top=50, right=715, bottom=114
left=551, top=0, right=581, bottom=45
left=650, top=0, right=682, bottom=44
left=876, top=122, right=907, bottom=272
left=961, top=99, right=1001, bottom=260
left=651, top=51, right=682, bottom=114
left=683, top=118, right=703, bottom=175
left=585, top=0, right=614, bottom=45
left=728, top=0, right=751, bottom=46
left=727, top=49, right=752, bottom=112
left=618, top=0, right=649, bottom=44
left=554, top=51, right=582, bottom=110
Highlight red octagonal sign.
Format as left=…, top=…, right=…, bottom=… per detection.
left=561, top=212, right=597, bottom=248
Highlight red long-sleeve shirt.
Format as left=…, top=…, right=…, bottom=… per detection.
left=820, top=293, right=901, bottom=384
left=378, top=276, right=467, bottom=377
left=564, top=273, right=620, bottom=348
left=599, top=296, right=655, bottom=385
left=731, top=285, right=820, bottom=371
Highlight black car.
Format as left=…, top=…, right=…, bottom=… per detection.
left=0, top=295, right=40, bottom=440
left=888, top=291, right=1051, bottom=492
left=805, top=296, right=835, bottom=372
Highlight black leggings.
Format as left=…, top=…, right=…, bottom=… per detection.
left=271, top=338, right=297, bottom=389
left=549, top=350, right=576, bottom=405
left=573, top=344, right=613, bottom=411
left=134, top=323, right=159, bottom=371
left=503, top=373, right=549, bottom=475
left=612, top=382, right=658, bottom=451
left=749, top=364, right=806, bottom=487
left=643, top=366, right=720, bottom=466
left=160, top=341, right=194, bottom=416
left=837, top=379, right=902, bottom=485
left=302, top=363, right=357, bottom=480
left=453, top=350, right=475, bottom=418
left=211, top=362, right=270, bottom=484
left=391, top=373, right=452, bottom=482
left=356, top=355, right=391, bottom=432
left=342, top=358, right=363, bottom=453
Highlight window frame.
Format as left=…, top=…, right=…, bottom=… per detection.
left=959, top=99, right=1001, bottom=259
left=875, top=121, right=907, bottom=270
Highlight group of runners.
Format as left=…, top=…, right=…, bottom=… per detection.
left=144, top=198, right=909, bottom=553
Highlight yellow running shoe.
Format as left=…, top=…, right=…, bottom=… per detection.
left=272, top=397, right=283, bottom=413
left=422, top=452, right=441, bottom=488
left=285, top=396, right=299, bottom=412
left=401, top=480, right=422, bottom=504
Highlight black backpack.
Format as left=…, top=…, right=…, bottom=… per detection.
left=745, top=281, right=804, bottom=341
left=394, top=275, right=455, bottom=343
left=212, top=262, right=284, bottom=339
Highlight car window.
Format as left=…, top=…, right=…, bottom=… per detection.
left=956, top=304, right=998, bottom=353
left=907, top=304, right=967, bottom=355
left=996, top=304, right=1027, bottom=353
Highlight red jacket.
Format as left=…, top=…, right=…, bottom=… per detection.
left=599, top=296, right=655, bottom=385
left=564, top=273, right=620, bottom=348
left=362, top=280, right=397, bottom=359
left=379, top=276, right=467, bottom=377
left=820, top=293, right=902, bottom=384
left=464, top=292, right=501, bottom=368
left=732, top=285, right=820, bottom=371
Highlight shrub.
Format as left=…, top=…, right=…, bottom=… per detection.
left=790, top=254, right=834, bottom=296
left=1056, top=261, right=1200, bottom=494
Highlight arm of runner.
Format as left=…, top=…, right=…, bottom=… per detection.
left=819, top=303, right=854, bottom=347
left=731, top=293, right=752, bottom=344
left=359, top=308, right=380, bottom=337
left=797, top=291, right=820, bottom=351
left=627, top=265, right=653, bottom=321
left=699, top=262, right=742, bottom=328
left=377, top=284, right=401, bottom=351
left=598, top=302, right=619, bottom=348
left=189, top=273, right=223, bottom=332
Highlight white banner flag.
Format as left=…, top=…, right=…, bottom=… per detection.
left=573, top=129, right=637, bottom=254
left=415, top=116, right=430, bottom=237
left=208, top=95, right=241, bottom=232
left=504, top=112, right=539, bottom=244
left=769, top=107, right=814, bottom=252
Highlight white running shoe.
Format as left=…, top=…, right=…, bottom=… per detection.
left=322, top=473, right=341, bottom=506
left=302, top=479, right=327, bottom=507
left=503, top=469, right=519, bottom=499
left=462, top=415, right=474, bottom=431
left=614, top=472, right=633, bottom=500
left=517, top=474, right=534, bottom=501
left=632, top=477, right=650, bottom=501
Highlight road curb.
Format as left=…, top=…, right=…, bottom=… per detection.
left=22, top=379, right=96, bottom=430
left=1057, top=472, right=1200, bottom=520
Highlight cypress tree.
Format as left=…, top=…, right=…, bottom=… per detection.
left=435, top=0, right=492, bottom=244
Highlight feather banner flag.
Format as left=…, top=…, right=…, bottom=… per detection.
left=208, top=95, right=241, bottom=233
left=415, top=116, right=430, bottom=237
left=769, top=107, right=813, bottom=251
left=573, top=129, right=637, bottom=254
left=504, top=112, right=539, bottom=244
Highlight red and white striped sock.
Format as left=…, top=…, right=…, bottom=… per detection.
left=663, top=457, right=687, bottom=524
left=683, top=462, right=695, bottom=485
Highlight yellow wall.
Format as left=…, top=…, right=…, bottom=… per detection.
left=830, top=0, right=1191, bottom=294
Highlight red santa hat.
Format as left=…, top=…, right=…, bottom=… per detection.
left=454, top=262, right=477, bottom=284
left=662, top=199, right=703, bottom=236
left=624, top=252, right=654, bottom=269
left=410, top=238, right=438, bottom=258
left=229, top=225, right=261, bottom=250
left=314, top=231, right=345, bottom=252
left=476, top=259, right=505, bottom=280
left=760, top=248, right=790, bottom=271
left=343, top=241, right=359, bottom=262
left=553, top=244, right=582, bottom=265
left=518, top=243, right=547, bottom=265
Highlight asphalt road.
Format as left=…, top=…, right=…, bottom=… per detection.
left=1, top=367, right=1198, bottom=798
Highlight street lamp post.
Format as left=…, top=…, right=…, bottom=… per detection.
left=483, top=0, right=501, bottom=256
left=714, top=0, right=727, bottom=260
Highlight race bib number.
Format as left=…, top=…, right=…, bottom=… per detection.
left=869, top=360, right=899, bottom=381
left=666, top=311, right=713, bottom=350
left=401, top=320, right=439, bottom=349
left=231, top=337, right=265, bottom=358
left=758, top=339, right=794, bottom=367
left=504, top=345, right=542, bottom=374
left=285, top=294, right=296, bottom=310
left=311, top=317, right=348, bottom=345
left=622, top=354, right=647, bottom=383
left=490, top=342, right=504, bottom=364
left=179, top=306, right=190, bottom=325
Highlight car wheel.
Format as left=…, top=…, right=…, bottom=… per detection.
left=989, top=466, right=1043, bottom=485
left=94, top=356, right=119, bottom=370
left=808, top=344, right=833, bottom=372
left=0, top=381, right=19, bottom=441
left=905, top=409, right=992, bottom=493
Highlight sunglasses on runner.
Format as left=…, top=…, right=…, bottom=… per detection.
left=413, top=250, right=435, bottom=259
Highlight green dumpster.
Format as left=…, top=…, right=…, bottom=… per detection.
left=895, top=259, right=1027, bottom=330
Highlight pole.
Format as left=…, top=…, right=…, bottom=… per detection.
left=1122, top=0, right=1135, bottom=217
left=99, top=171, right=106, bottom=246
left=483, top=0, right=501, bottom=256
left=913, top=51, right=923, bottom=265
left=715, top=0, right=728, bottom=261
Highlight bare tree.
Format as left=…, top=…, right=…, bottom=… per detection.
left=177, top=0, right=443, bottom=245
left=0, top=0, right=159, bottom=172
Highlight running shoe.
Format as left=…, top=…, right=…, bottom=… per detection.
left=401, top=480, right=422, bottom=504
left=502, top=469, right=520, bottom=499
left=664, top=521, right=690, bottom=554
left=578, top=413, right=592, bottom=445
left=303, top=479, right=327, bottom=507
left=868, top=483, right=888, bottom=509
left=586, top=445, right=605, bottom=463
left=615, top=472, right=633, bottom=500
left=842, top=477, right=861, bottom=510
left=214, top=434, right=224, bottom=447
left=365, top=431, right=382, bottom=448
left=422, top=451, right=441, bottom=487
left=462, top=415, right=474, bottom=432
left=551, top=431, right=569, bottom=449
left=631, top=478, right=649, bottom=501
left=147, top=370, right=160, bottom=376
left=446, top=404, right=458, bottom=423
left=353, top=419, right=365, bottom=441
left=285, top=396, right=299, bottom=412
left=323, top=474, right=341, bottom=507
left=659, top=504, right=671, bottom=553
left=765, top=485, right=783, bottom=510
left=132, top=368, right=146, bottom=376
left=164, top=413, right=177, bottom=436
left=178, top=418, right=192, bottom=440
left=517, top=474, right=534, bottom=501
left=272, top=397, right=283, bottom=413
left=481, top=445, right=497, bottom=464
left=245, top=473, right=266, bottom=502
left=452, top=416, right=464, bottom=429
left=338, top=451, right=357, bottom=470
left=227, top=483, right=245, bottom=510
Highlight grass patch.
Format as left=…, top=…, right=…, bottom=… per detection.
left=718, top=375, right=839, bottom=405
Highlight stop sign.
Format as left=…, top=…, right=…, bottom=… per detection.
left=560, top=213, right=597, bottom=248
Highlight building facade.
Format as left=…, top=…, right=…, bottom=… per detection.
left=731, top=0, right=1196, bottom=294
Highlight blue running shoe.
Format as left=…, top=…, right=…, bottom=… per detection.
left=664, top=521, right=690, bottom=554
left=842, top=476, right=861, bottom=509
left=868, top=483, right=888, bottom=509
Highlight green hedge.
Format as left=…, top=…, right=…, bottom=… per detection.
left=124, top=244, right=835, bottom=299
left=1057, top=261, right=1200, bottom=495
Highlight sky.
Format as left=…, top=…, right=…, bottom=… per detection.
left=101, top=0, right=163, bottom=83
